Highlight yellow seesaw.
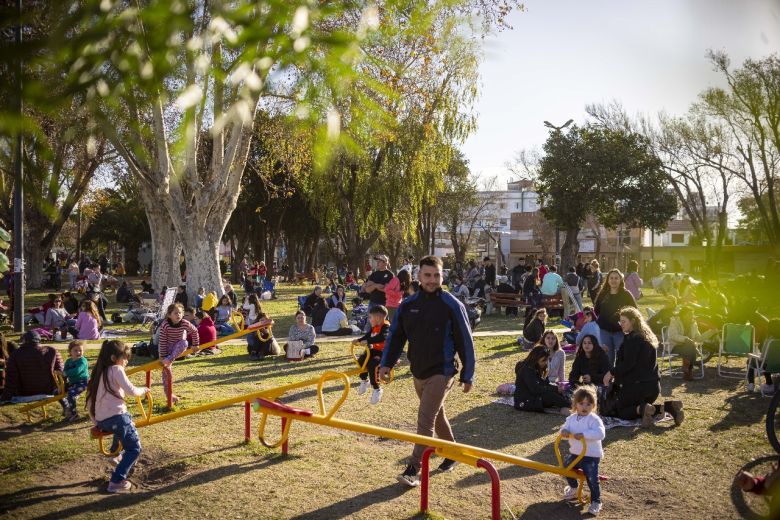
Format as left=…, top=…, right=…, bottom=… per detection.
left=19, top=372, right=66, bottom=422
left=89, top=340, right=594, bottom=518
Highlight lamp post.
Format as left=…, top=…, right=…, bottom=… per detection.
left=13, top=0, right=24, bottom=332
left=543, top=119, right=573, bottom=266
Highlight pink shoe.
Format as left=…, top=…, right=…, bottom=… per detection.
left=107, top=480, right=132, bottom=493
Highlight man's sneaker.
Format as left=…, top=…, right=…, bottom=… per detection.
left=249, top=354, right=259, bottom=361
left=664, top=400, right=685, bottom=426
left=438, top=458, right=458, bottom=472
left=397, top=464, right=420, bottom=487
left=67, top=412, right=80, bottom=422
left=563, top=485, right=578, bottom=500
left=640, top=403, right=655, bottom=428
left=107, top=479, right=132, bottom=493
left=588, top=501, right=602, bottom=515
left=358, top=380, right=370, bottom=395
left=370, top=388, right=383, bottom=405
left=761, top=383, right=776, bottom=395
left=747, top=383, right=755, bottom=393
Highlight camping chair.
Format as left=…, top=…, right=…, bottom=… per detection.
left=659, top=326, right=704, bottom=379
left=747, top=338, right=780, bottom=397
left=717, top=323, right=755, bottom=379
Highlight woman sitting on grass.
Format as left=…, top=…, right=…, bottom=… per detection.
left=284, top=310, right=319, bottom=359
left=568, top=334, right=611, bottom=392
left=248, top=312, right=279, bottom=360
left=513, top=345, right=571, bottom=415
left=519, top=308, right=547, bottom=349
left=69, top=300, right=102, bottom=341
left=540, top=330, right=565, bottom=383
left=602, top=307, right=684, bottom=427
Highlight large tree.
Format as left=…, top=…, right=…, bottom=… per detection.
left=699, top=52, right=780, bottom=249
left=533, top=124, right=677, bottom=271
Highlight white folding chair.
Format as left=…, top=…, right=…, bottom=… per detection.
left=747, top=338, right=780, bottom=396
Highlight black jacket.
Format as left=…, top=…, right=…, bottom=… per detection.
left=568, top=350, right=611, bottom=385
left=522, top=318, right=545, bottom=344
left=594, top=289, right=637, bottom=332
left=612, top=331, right=659, bottom=386
left=513, top=363, right=558, bottom=405
left=381, top=288, right=475, bottom=384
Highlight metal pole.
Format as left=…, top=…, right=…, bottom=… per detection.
left=12, top=0, right=24, bottom=333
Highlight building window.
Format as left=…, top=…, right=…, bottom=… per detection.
left=499, top=203, right=505, bottom=209
left=670, top=233, right=685, bottom=244
left=499, top=218, right=507, bottom=226
left=515, top=202, right=519, bottom=209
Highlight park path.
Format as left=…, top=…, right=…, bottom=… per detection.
left=47, top=327, right=577, bottom=350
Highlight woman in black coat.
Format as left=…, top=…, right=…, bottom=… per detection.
left=594, top=268, right=638, bottom=365
left=513, top=346, right=571, bottom=414
left=520, top=308, right=547, bottom=349
left=602, top=307, right=684, bottom=427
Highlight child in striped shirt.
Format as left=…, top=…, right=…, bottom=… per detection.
left=158, top=303, right=200, bottom=405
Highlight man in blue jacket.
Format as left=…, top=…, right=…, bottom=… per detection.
left=379, top=255, right=476, bottom=487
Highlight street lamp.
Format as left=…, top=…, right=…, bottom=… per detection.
left=543, top=119, right=574, bottom=132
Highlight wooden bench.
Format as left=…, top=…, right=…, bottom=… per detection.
left=489, top=292, right=527, bottom=314
left=541, top=294, right=565, bottom=316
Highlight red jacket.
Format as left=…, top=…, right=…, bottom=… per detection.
left=1, top=343, right=64, bottom=400
left=198, top=315, right=217, bottom=347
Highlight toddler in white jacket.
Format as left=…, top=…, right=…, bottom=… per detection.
left=560, top=385, right=605, bottom=516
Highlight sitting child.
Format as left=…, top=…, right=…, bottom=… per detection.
left=59, top=340, right=89, bottom=421
left=158, top=303, right=200, bottom=405
left=351, top=297, right=369, bottom=331
left=560, top=385, right=605, bottom=516
left=574, top=308, right=601, bottom=347
left=352, top=305, right=390, bottom=405
left=248, top=313, right=279, bottom=360
left=513, top=346, right=571, bottom=414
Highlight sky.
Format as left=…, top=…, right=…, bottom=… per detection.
left=462, top=0, right=780, bottom=186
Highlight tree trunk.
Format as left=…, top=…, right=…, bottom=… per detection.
left=560, top=227, right=580, bottom=273
left=24, top=233, right=48, bottom=290
left=144, top=202, right=182, bottom=291
left=180, top=231, right=223, bottom=300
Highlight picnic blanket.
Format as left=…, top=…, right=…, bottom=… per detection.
left=492, top=396, right=673, bottom=428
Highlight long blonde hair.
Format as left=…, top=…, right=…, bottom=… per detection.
left=619, top=306, right=657, bottom=347
left=81, top=300, right=102, bottom=328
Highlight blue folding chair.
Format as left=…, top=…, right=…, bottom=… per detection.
left=297, top=296, right=307, bottom=309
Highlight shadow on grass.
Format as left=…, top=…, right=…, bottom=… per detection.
left=481, top=341, right=524, bottom=362
left=730, top=455, right=779, bottom=520
left=709, top=391, right=768, bottom=432
left=3, top=453, right=288, bottom=519
left=517, top=500, right=585, bottom=519
left=0, top=415, right=91, bottom=442
left=291, top=482, right=413, bottom=519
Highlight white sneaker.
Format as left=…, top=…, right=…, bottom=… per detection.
left=110, top=453, right=123, bottom=465
left=106, top=479, right=132, bottom=493
left=563, top=485, right=578, bottom=500
left=747, top=383, right=755, bottom=393
left=588, top=501, right=602, bottom=515
left=761, top=383, right=775, bottom=395
left=370, top=388, right=383, bottom=405
left=358, top=380, right=370, bottom=395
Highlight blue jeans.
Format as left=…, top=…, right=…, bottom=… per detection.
left=97, top=412, right=141, bottom=483
left=600, top=329, right=624, bottom=367
left=564, top=454, right=601, bottom=503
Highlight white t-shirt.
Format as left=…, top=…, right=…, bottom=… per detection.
left=322, top=308, right=348, bottom=332
left=560, top=413, right=605, bottom=458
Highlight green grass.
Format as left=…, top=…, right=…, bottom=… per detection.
left=0, top=328, right=777, bottom=519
